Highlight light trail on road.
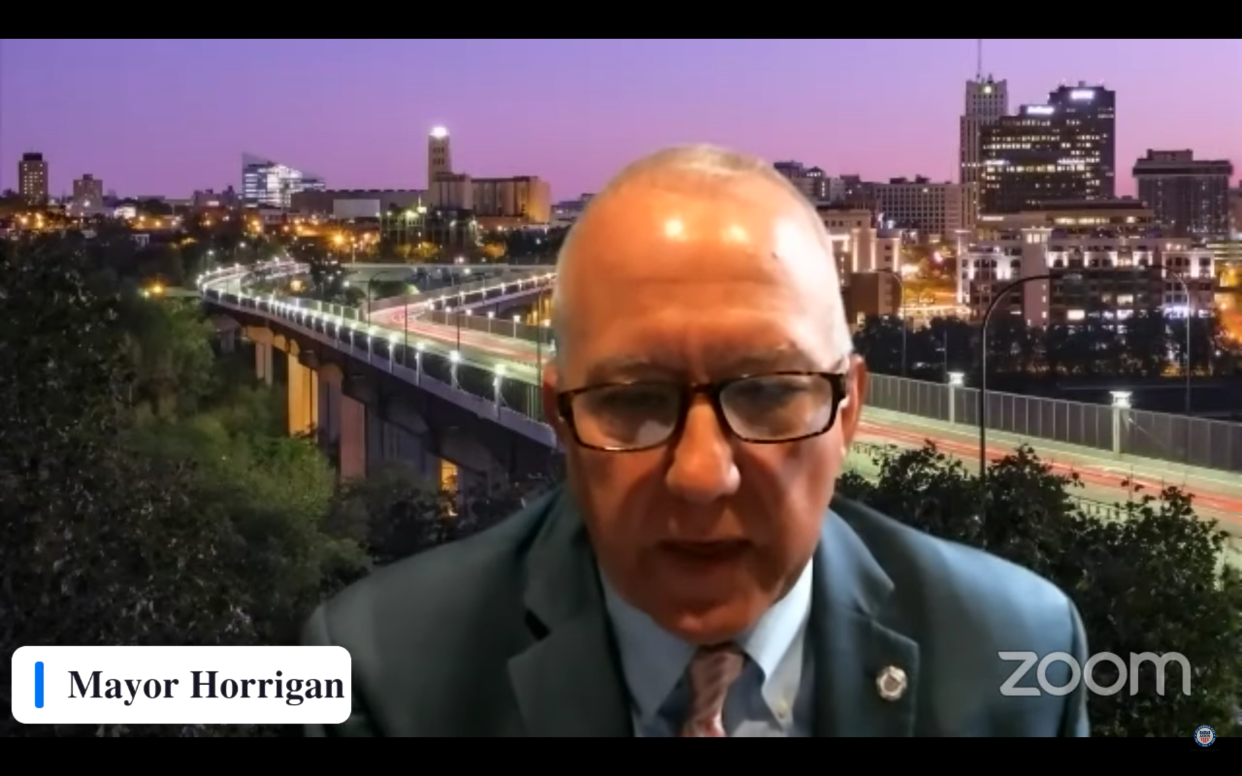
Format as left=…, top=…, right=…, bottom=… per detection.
left=372, top=309, right=537, bottom=364
left=857, top=421, right=1242, bottom=527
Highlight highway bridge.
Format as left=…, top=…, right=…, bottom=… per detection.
left=200, top=260, right=1242, bottom=546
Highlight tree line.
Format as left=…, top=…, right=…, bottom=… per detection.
left=1, top=233, right=1237, bottom=737
left=853, top=311, right=1238, bottom=384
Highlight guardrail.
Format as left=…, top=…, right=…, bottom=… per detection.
left=421, top=309, right=555, bottom=347
left=200, top=260, right=541, bottom=384
left=368, top=269, right=552, bottom=315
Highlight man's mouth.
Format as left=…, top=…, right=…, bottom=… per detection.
left=661, top=540, right=751, bottom=559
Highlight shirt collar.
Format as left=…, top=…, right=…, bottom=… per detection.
left=601, top=558, right=814, bottom=724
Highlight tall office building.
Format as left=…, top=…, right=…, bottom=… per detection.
left=18, top=152, right=49, bottom=204
left=774, top=161, right=841, bottom=202
left=1133, top=150, right=1233, bottom=239
left=73, top=174, right=104, bottom=206
left=873, top=177, right=973, bottom=236
left=1231, top=185, right=1242, bottom=238
left=428, top=126, right=452, bottom=188
left=241, top=153, right=325, bottom=208
left=980, top=82, right=1116, bottom=215
left=959, top=76, right=1008, bottom=228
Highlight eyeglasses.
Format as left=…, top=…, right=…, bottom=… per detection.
left=556, top=371, right=850, bottom=452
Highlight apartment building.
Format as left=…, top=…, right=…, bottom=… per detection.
left=873, top=176, right=973, bottom=238
left=958, top=202, right=1214, bottom=326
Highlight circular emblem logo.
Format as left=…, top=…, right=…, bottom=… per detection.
left=1194, top=725, right=1216, bottom=747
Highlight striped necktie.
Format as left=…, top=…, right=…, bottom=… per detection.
left=680, top=643, right=745, bottom=737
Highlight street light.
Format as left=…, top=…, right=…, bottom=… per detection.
left=978, top=273, right=1053, bottom=480
left=947, top=371, right=965, bottom=425
left=875, top=267, right=907, bottom=376
left=536, top=317, right=551, bottom=396
left=493, top=364, right=506, bottom=408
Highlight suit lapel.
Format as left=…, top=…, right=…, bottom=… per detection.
left=810, top=501, right=920, bottom=737
left=507, top=488, right=633, bottom=737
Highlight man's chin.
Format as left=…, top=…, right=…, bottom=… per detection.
left=654, top=599, right=762, bottom=646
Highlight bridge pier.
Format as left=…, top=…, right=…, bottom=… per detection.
left=318, top=366, right=341, bottom=450
left=286, top=342, right=319, bottom=437
left=366, top=405, right=439, bottom=480
left=223, top=304, right=554, bottom=502
left=245, top=326, right=276, bottom=386
left=318, top=364, right=368, bottom=483
left=255, top=342, right=274, bottom=386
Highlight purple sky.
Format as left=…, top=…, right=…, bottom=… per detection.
left=2, top=39, right=1238, bottom=200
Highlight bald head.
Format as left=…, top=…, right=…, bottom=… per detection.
left=551, top=145, right=851, bottom=363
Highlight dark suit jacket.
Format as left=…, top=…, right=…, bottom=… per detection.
left=302, top=487, right=1090, bottom=736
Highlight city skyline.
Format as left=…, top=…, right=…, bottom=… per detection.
left=1, top=39, right=1238, bottom=199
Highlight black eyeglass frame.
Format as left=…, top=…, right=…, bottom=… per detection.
left=556, top=371, right=851, bottom=453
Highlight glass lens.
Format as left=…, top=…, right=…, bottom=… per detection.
left=720, top=374, right=837, bottom=441
left=571, top=383, right=682, bottom=449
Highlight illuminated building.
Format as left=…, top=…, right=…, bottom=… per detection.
left=959, top=76, right=1009, bottom=227
left=873, top=176, right=974, bottom=237
left=73, top=174, right=104, bottom=207
left=774, top=161, right=843, bottom=202
left=980, top=83, right=1116, bottom=215
left=18, top=152, right=49, bottom=204
left=1230, top=185, right=1242, bottom=237
left=958, top=201, right=1213, bottom=326
left=424, top=126, right=551, bottom=223
left=816, top=205, right=903, bottom=325
left=290, top=189, right=426, bottom=218
left=241, top=153, right=326, bottom=209
left=1133, top=150, right=1233, bottom=239
left=470, top=176, right=550, bottom=223
left=428, top=126, right=452, bottom=188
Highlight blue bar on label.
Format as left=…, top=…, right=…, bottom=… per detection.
left=35, top=661, right=44, bottom=708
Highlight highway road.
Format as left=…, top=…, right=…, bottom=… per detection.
left=208, top=265, right=1242, bottom=565
left=370, top=308, right=540, bottom=366
left=855, top=418, right=1242, bottom=531
left=363, top=291, right=1242, bottom=535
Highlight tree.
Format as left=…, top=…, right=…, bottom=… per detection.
left=0, top=235, right=365, bottom=737
left=118, top=297, right=217, bottom=417
left=502, top=227, right=565, bottom=263
left=1122, top=310, right=1170, bottom=377
left=0, top=237, right=255, bottom=736
left=329, top=460, right=562, bottom=568
left=123, top=414, right=364, bottom=643
left=839, top=442, right=1242, bottom=738
left=852, top=316, right=905, bottom=376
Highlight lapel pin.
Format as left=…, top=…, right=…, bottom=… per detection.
left=876, top=665, right=907, bottom=701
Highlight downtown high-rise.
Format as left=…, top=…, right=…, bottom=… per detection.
left=18, top=152, right=49, bottom=204
left=959, top=76, right=1008, bottom=227
left=241, top=153, right=325, bottom=209
left=979, top=83, right=1116, bottom=214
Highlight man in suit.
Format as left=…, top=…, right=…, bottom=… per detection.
left=303, top=145, right=1090, bottom=737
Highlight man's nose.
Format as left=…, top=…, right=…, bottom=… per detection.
left=664, top=397, right=740, bottom=504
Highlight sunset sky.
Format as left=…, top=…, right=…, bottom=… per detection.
left=1, top=39, right=1238, bottom=200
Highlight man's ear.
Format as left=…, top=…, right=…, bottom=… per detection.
left=540, top=358, right=572, bottom=446
left=838, top=354, right=869, bottom=446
